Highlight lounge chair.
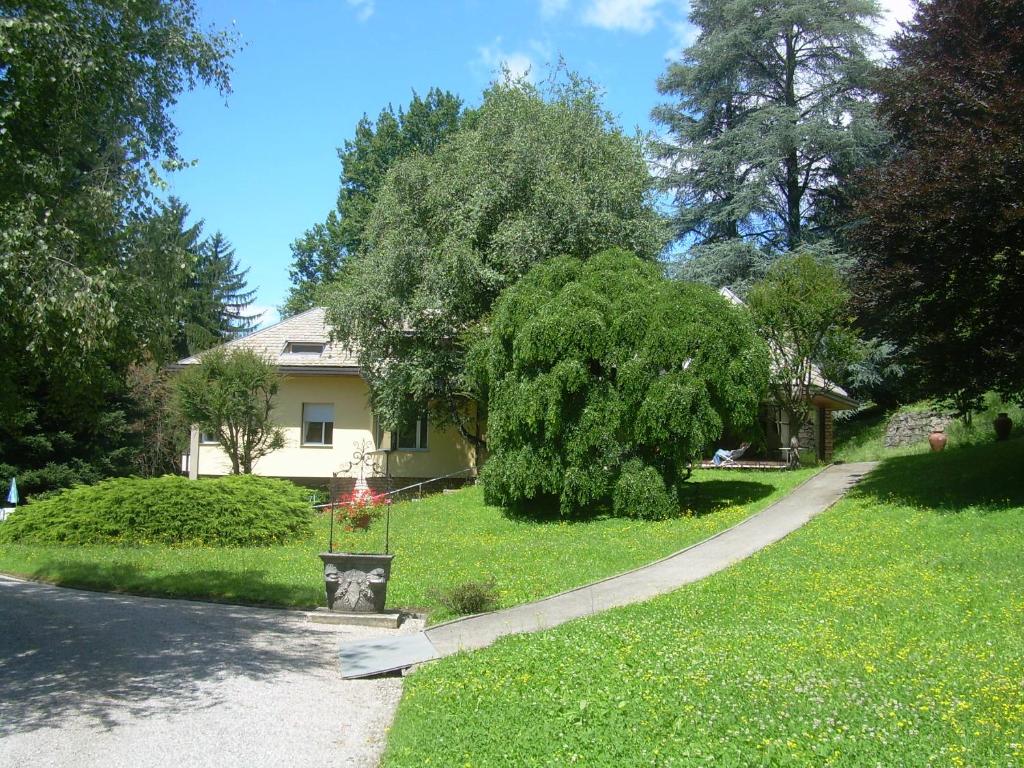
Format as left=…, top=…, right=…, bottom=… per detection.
left=712, top=442, right=750, bottom=467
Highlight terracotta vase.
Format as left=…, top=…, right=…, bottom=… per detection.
left=993, top=412, right=1013, bottom=441
left=928, top=429, right=947, bottom=452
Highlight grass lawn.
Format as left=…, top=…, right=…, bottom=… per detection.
left=0, top=467, right=817, bottom=621
left=383, top=437, right=1024, bottom=766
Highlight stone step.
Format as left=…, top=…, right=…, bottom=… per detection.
left=306, top=608, right=402, bottom=628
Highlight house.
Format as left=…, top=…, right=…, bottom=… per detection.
left=175, top=308, right=478, bottom=494
left=178, top=293, right=854, bottom=488
left=719, top=287, right=857, bottom=462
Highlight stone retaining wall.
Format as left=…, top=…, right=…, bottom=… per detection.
left=884, top=410, right=953, bottom=448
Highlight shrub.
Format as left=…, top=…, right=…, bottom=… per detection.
left=432, top=579, right=499, bottom=616
left=0, top=475, right=313, bottom=546
left=474, top=249, right=770, bottom=518
left=613, top=460, right=678, bottom=520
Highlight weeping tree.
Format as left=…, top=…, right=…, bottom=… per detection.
left=471, top=249, right=769, bottom=519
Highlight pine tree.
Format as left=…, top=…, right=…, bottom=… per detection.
left=184, top=232, right=258, bottom=354
left=653, top=0, right=886, bottom=286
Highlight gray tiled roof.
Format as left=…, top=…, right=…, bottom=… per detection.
left=177, top=308, right=359, bottom=369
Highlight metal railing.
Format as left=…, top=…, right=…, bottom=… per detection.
left=312, top=466, right=476, bottom=509
left=379, top=467, right=477, bottom=501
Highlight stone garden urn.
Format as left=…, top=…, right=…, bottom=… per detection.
left=994, top=412, right=1013, bottom=441
left=319, top=552, right=395, bottom=613
left=928, top=428, right=947, bottom=452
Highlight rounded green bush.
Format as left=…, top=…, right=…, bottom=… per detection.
left=613, top=459, right=678, bottom=520
left=475, top=248, right=770, bottom=518
left=0, top=475, right=314, bottom=546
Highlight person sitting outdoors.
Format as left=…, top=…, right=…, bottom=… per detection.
left=711, top=441, right=751, bottom=466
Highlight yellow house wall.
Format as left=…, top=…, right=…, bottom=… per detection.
left=195, top=373, right=475, bottom=480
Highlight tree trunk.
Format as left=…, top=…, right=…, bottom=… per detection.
left=784, top=28, right=802, bottom=251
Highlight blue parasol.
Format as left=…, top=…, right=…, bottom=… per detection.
left=6, top=477, right=18, bottom=506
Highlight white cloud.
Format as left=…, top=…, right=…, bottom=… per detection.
left=874, top=0, right=915, bottom=42
left=540, top=0, right=571, bottom=18
left=346, top=0, right=374, bottom=22
left=582, top=0, right=663, bottom=34
left=664, top=19, right=697, bottom=59
left=249, top=305, right=280, bottom=330
left=476, top=38, right=540, bottom=83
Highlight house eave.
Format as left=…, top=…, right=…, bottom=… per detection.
left=164, top=362, right=362, bottom=376
left=811, top=389, right=858, bottom=411
left=278, top=365, right=362, bottom=376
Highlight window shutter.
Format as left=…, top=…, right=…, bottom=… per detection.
left=303, top=403, right=334, bottom=423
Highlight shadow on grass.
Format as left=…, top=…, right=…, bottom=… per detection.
left=0, top=568, right=325, bottom=738
left=678, top=479, right=777, bottom=516
left=501, top=480, right=776, bottom=522
left=15, top=558, right=320, bottom=608
left=854, top=437, right=1024, bottom=513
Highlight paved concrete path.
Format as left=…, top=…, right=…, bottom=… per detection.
left=341, top=462, right=876, bottom=675
left=0, top=577, right=422, bottom=768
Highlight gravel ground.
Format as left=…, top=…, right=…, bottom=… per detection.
left=0, top=575, right=419, bottom=768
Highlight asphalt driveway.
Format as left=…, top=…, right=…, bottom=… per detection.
left=0, top=576, right=414, bottom=768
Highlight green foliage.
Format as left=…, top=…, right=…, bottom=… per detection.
left=0, top=475, right=313, bottom=546
left=748, top=250, right=858, bottom=442
left=612, top=460, right=678, bottom=521
left=327, top=74, right=667, bottom=441
left=0, top=407, right=138, bottom=501
left=653, top=0, right=886, bottom=282
left=431, top=579, right=499, bottom=617
left=852, top=0, right=1024, bottom=412
left=0, top=469, right=816, bottom=617
left=668, top=239, right=769, bottom=296
left=0, top=0, right=236, bottom=409
left=476, top=249, right=769, bottom=518
left=383, top=440, right=1024, bottom=767
left=134, top=199, right=258, bottom=359
left=125, top=362, right=191, bottom=477
left=0, top=1, right=236, bottom=500
left=283, top=88, right=465, bottom=316
left=181, top=230, right=258, bottom=356
left=174, top=349, right=286, bottom=474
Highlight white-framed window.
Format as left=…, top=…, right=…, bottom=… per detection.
left=374, top=414, right=428, bottom=451
left=285, top=341, right=325, bottom=355
left=199, top=431, right=219, bottom=445
left=302, top=403, right=334, bottom=446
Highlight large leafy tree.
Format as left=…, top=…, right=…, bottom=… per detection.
left=653, top=0, right=885, bottom=286
left=0, top=0, right=234, bottom=407
left=852, top=0, right=1024, bottom=413
left=747, top=251, right=858, bottom=443
left=0, top=1, right=234, bottom=496
left=327, top=76, right=667, bottom=448
left=474, top=249, right=769, bottom=519
left=282, top=88, right=464, bottom=316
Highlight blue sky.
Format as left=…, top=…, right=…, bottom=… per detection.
left=167, top=0, right=912, bottom=326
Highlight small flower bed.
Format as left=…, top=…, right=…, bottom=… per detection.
left=331, top=486, right=390, bottom=532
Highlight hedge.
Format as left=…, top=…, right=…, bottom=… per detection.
left=0, top=475, right=314, bottom=546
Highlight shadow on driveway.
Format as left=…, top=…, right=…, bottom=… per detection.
left=0, top=575, right=327, bottom=736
